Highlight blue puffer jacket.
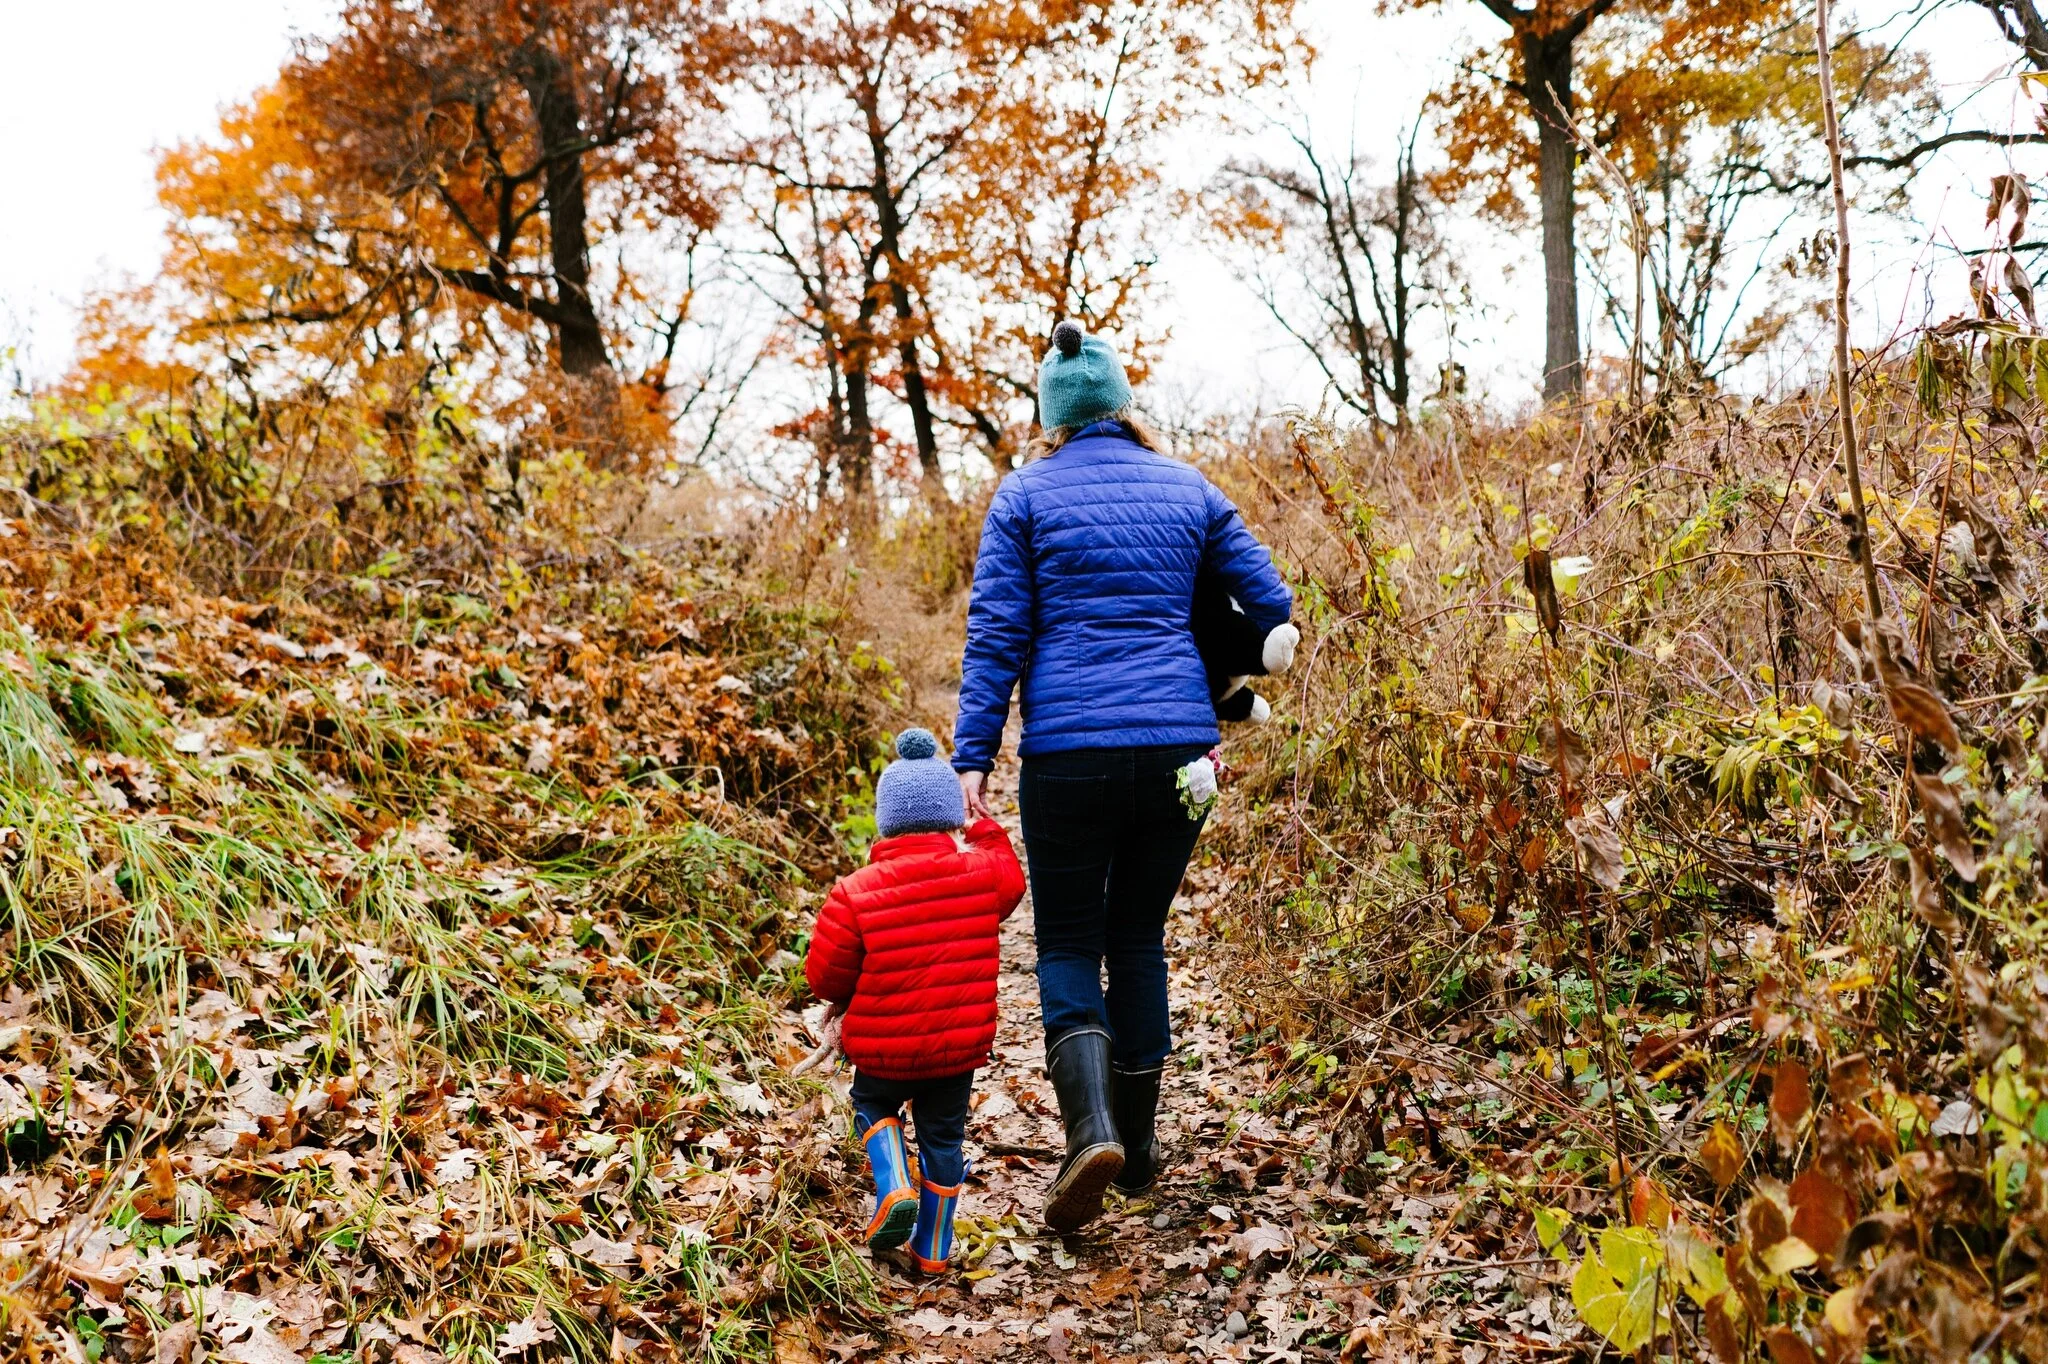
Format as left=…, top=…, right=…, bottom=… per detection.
left=952, top=422, right=1292, bottom=773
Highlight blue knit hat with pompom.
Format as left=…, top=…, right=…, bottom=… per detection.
left=1039, top=321, right=1132, bottom=431
left=874, top=729, right=967, bottom=838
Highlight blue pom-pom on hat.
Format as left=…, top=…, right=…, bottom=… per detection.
left=874, top=728, right=965, bottom=838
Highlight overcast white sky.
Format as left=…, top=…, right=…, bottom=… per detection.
left=0, top=1, right=338, bottom=377
left=0, top=0, right=2034, bottom=415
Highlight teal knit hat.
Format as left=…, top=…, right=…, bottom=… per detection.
left=1038, top=321, right=1132, bottom=430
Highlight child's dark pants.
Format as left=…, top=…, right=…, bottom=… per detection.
left=851, top=1070, right=974, bottom=1185
left=1018, top=743, right=1211, bottom=1070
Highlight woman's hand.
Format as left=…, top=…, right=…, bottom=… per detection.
left=960, top=769, right=992, bottom=820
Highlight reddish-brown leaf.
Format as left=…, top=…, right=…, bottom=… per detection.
left=1842, top=1212, right=1909, bottom=1266
left=1909, top=842, right=1960, bottom=932
left=1609, top=750, right=1652, bottom=777
left=1991, top=172, right=2032, bottom=244
left=1535, top=717, right=1591, bottom=782
left=1951, top=487, right=2019, bottom=598
left=1447, top=890, right=1489, bottom=935
left=1523, top=547, right=1561, bottom=644
left=1763, top=1325, right=1820, bottom=1364
left=1629, top=1173, right=1674, bottom=1228
left=1912, top=772, right=1979, bottom=883
left=147, top=1148, right=177, bottom=1206
left=150, top=1321, right=196, bottom=1364
left=1884, top=681, right=1961, bottom=757
left=2007, top=254, right=2038, bottom=325
left=1927, top=1281, right=1990, bottom=1359
left=1862, top=1250, right=1922, bottom=1310
left=1788, top=1166, right=1854, bottom=1260
left=1566, top=796, right=1626, bottom=892
left=772, top=1320, right=824, bottom=1364
left=1488, top=796, right=1524, bottom=835
left=1633, top=1030, right=1683, bottom=1072
left=1744, top=1191, right=1790, bottom=1253
left=1703, top=1294, right=1744, bottom=1364
left=1827, top=1053, right=1873, bottom=1101
left=1770, top=1058, right=1811, bottom=1152
left=1727, top=1244, right=1768, bottom=1322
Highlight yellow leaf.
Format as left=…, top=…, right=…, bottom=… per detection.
left=1896, top=504, right=1941, bottom=541
left=1664, top=1221, right=1729, bottom=1308
left=1824, top=1285, right=1863, bottom=1338
left=1570, top=1226, right=1667, bottom=1353
left=1699, top=1120, right=1743, bottom=1189
left=1552, top=554, right=1595, bottom=595
left=1535, top=1206, right=1574, bottom=1259
left=1761, top=1235, right=1817, bottom=1276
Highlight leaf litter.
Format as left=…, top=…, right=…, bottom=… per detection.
left=0, top=515, right=890, bottom=1362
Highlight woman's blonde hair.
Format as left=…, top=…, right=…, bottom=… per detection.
left=1026, top=410, right=1164, bottom=463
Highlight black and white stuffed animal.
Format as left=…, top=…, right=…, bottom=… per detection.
left=1192, top=569, right=1299, bottom=723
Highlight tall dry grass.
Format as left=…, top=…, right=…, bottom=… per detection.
left=1203, top=368, right=2048, bottom=1358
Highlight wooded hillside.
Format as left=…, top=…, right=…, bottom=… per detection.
left=9, top=2, right=2048, bottom=1362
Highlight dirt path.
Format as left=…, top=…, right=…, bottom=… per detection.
left=800, top=760, right=1415, bottom=1362
left=788, top=737, right=1591, bottom=1362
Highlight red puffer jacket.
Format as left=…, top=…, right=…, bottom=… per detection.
left=805, top=819, right=1027, bottom=1081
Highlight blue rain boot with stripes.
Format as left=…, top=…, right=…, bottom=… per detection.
left=909, top=1175, right=963, bottom=1273
left=860, top=1116, right=919, bottom=1251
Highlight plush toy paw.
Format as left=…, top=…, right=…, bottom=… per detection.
left=1247, top=693, right=1271, bottom=724
left=1262, top=623, right=1300, bottom=675
left=1215, top=682, right=1260, bottom=724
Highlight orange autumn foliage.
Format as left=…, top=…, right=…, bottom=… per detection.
left=1429, top=0, right=1936, bottom=223
left=69, top=0, right=1299, bottom=493
left=74, top=1, right=731, bottom=466
left=717, top=0, right=1300, bottom=499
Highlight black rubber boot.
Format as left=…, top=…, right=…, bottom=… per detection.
left=1111, top=1063, right=1164, bottom=1193
left=1043, top=1027, right=1124, bottom=1233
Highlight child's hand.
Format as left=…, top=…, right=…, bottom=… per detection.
left=820, top=998, right=846, bottom=1025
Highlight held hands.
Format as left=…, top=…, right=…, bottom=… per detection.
left=959, top=769, right=992, bottom=820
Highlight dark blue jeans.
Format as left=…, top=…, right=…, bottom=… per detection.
left=1018, top=744, right=1211, bottom=1070
left=851, top=1069, right=974, bottom=1186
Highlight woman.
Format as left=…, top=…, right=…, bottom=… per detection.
left=951, top=321, right=1293, bottom=1233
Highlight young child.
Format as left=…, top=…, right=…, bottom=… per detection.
left=805, top=729, right=1026, bottom=1271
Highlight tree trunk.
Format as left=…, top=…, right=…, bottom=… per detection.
left=842, top=347, right=878, bottom=526
left=861, top=93, right=951, bottom=505
left=892, top=322, right=949, bottom=501
left=523, top=49, right=612, bottom=380
left=967, top=407, right=1014, bottom=473
left=1390, top=145, right=1416, bottom=426
left=1523, top=33, right=1583, bottom=400
left=1989, top=0, right=2048, bottom=70
left=519, top=44, right=623, bottom=462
